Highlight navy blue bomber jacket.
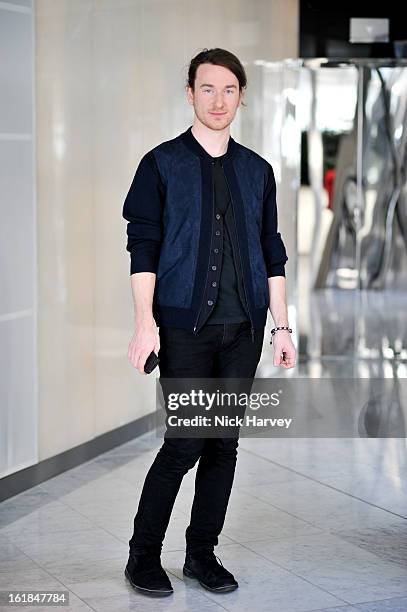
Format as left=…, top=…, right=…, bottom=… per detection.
left=122, top=126, right=288, bottom=342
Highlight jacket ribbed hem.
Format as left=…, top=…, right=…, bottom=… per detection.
left=153, top=303, right=268, bottom=332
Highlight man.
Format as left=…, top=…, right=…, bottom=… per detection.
left=122, top=48, right=296, bottom=597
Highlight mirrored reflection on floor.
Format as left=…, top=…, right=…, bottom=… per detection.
left=296, top=252, right=407, bottom=363
left=307, top=287, right=407, bottom=361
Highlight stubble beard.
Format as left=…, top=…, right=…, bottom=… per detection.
left=196, top=108, right=235, bottom=132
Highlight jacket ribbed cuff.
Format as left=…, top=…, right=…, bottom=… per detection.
left=130, top=248, right=160, bottom=275
left=266, top=263, right=286, bottom=278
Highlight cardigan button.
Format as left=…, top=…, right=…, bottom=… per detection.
left=207, top=300, right=214, bottom=306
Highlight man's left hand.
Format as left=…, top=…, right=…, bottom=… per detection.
left=272, top=331, right=296, bottom=369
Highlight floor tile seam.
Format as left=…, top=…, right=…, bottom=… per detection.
left=236, top=540, right=353, bottom=607
left=6, top=511, right=128, bottom=571
left=238, top=448, right=407, bottom=520
left=253, top=524, right=407, bottom=567
left=306, top=604, right=358, bottom=611
left=40, top=568, right=99, bottom=612
left=53, top=499, right=132, bottom=547
left=350, top=594, right=407, bottom=608
left=326, top=528, right=407, bottom=570
left=0, top=535, right=78, bottom=596
left=227, top=495, right=407, bottom=570
left=229, top=488, right=334, bottom=531
left=0, top=501, right=133, bottom=539
left=81, top=583, right=229, bottom=611
left=36, top=468, right=141, bottom=498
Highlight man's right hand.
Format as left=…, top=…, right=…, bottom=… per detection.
left=127, top=317, right=160, bottom=375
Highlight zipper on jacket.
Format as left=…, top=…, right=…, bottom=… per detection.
left=193, top=160, right=215, bottom=334
left=221, top=161, right=255, bottom=344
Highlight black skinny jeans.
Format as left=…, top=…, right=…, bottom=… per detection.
left=129, top=321, right=265, bottom=556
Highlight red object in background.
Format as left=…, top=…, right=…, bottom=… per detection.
left=324, top=169, right=336, bottom=211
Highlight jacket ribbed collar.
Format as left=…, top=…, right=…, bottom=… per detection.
left=181, top=125, right=237, bottom=161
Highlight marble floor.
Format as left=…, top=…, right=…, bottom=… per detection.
left=1, top=429, right=406, bottom=612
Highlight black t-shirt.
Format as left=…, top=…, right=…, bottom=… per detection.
left=205, top=156, right=249, bottom=324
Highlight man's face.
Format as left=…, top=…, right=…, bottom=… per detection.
left=187, top=63, right=243, bottom=131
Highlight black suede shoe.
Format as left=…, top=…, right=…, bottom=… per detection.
left=183, top=551, right=238, bottom=593
left=125, top=551, right=173, bottom=597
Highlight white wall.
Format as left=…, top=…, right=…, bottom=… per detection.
left=32, top=0, right=299, bottom=463
left=0, top=0, right=37, bottom=477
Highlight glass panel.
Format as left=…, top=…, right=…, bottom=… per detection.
left=253, top=58, right=407, bottom=362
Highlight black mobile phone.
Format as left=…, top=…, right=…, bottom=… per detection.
left=144, top=351, right=160, bottom=374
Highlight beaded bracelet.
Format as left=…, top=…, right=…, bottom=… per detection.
left=270, top=326, right=292, bottom=345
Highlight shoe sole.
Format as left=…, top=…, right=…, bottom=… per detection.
left=124, top=568, right=173, bottom=597
left=183, top=566, right=238, bottom=593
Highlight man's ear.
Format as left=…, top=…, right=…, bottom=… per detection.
left=186, top=86, right=194, bottom=106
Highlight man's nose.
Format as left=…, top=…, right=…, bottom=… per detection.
left=214, top=94, right=225, bottom=108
